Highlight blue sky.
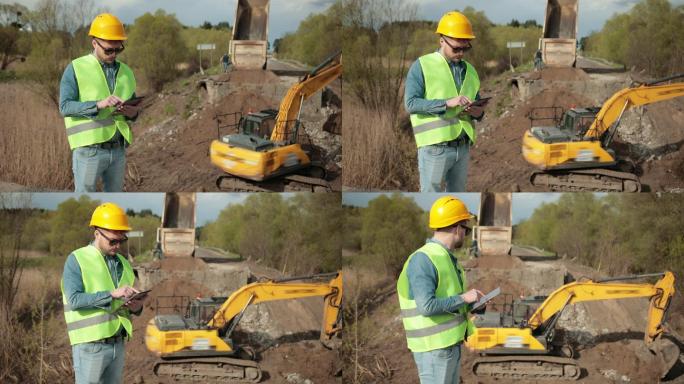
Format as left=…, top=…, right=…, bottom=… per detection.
left=341, top=193, right=565, bottom=224
left=10, top=0, right=684, bottom=41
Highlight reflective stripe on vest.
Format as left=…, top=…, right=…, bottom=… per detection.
left=64, top=54, right=136, bottom=150
left=397, top=242, right=472, bottom=352
left=410, top=53, right=480, bottom=147
left=61, top=245, right=135, bottom=345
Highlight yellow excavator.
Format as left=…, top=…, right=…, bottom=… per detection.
left=522, top=74, right=684, bottom=191
left=210, top=51, right=342, bottom=192
left=145, top=272, right=343, bottom=382
left=466, top=271, right=678, bottom=380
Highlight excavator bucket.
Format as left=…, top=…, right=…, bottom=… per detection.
left=649, top=338, right=680, bottom=379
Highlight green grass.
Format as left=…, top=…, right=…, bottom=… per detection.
left=163, top=103, right=177, bottom=116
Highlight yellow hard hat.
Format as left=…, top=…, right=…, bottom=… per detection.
left=436, top=11, right=475, bottom=40
left=90, top=203, right=131, bottom=231
left=429, top=196, right=474, bottom=229
left=89, top=13, right=127, bottom=41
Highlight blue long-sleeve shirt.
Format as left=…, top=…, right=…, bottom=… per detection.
left=62, top=244, right=141, bottom=316
left=406, top=239, right=468, bottom=316
left=404, top=53, right=483, bottom=121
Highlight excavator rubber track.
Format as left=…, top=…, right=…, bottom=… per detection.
left=472, top=355, right=581, bottom=380
left=153, top=356, right=262, bottom=383
left=530, top=168, right=641, bottom=192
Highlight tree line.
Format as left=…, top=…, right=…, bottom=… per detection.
left=583, top=0, right=684, bottom=77
left=200, top=193, right=343, bottom=275
left=515, top=193, right=684, bottom=283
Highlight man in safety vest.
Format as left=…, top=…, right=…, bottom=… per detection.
left=61, top=202, right=146, bottom=383
left=405, top=11, right=486, bottom=192
left=397, top=196, right=484, bottom=384
left=59, top=13, right=140, bottom=192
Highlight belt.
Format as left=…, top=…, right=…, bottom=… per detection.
left=438, top=135, right=470, bottom=147
left=93, top=334, right=125, bottom=344
left=91, top=139, right=124, bottom=149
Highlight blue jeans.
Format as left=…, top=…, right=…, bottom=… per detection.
left=72, top=146, right=126, bottom=192
left=72, top=340, right=125, bottom=384
left=418, top=141, right=470, bottom=192
left=413, top=343, right=462, bottom=384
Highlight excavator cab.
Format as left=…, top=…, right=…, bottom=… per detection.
left=239, top=109, right=278, bottom=139
left=561, top=107, right=600, bottom=138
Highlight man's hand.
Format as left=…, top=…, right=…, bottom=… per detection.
left=446, top=96, right=471, bottom=108
left=115, top=104, right=140, bottom=119
left=96, top=95, right=123, bottom=110
left=110, top=286, right=138, bottom=299
left=460, top=288, right=484, bottom=303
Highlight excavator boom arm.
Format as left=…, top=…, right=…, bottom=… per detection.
left=207, top=272, right=343, bottom=338
left=270, top=51, right=342, bottom=142
left=584, top=82, right=684, bottom=139
left=527, top=271, right=675, bottom=344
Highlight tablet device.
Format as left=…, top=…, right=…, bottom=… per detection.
left=123, top=96, right=144, bottom=106
left=126, top=289, right=151, bottom=302
left=470, top=287, right=500, bottom=312
left=470, top=97, right=492, bottom=107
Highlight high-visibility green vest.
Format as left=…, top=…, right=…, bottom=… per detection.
left=64, top=54, right=136, bottom=150
left=61, top=245, right=135, bottom=345
left=397, top=242, right=476, bottom=352
left=410, top=53, right=480, bottom=148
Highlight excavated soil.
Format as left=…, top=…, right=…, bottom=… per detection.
left=468, top=68, right=684, bottom=192
left=123, top=68, right=341, bottom=192
left=347, top=256, right=684, bottom=384
left=126, top=88, right=276, bottom=192
left=468, top=87, right=595, bottom=192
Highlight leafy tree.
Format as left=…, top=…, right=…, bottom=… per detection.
left=201, top=21, right=212, bottom=30
left=215, top=21, right=231, bottom=30
left=359, top=193, right=428, bottom=276
left=509, top=19, right=520, bottom=27
left=48, top=195, right=100, bottom=257
left=584, top=0, right=684, bottom=77
left=122, top=10, right=188, bottom=91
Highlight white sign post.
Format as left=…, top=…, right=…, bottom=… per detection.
left=196, top=43, right=216, bottom=74
left=506, top=41, right=526, bottom=72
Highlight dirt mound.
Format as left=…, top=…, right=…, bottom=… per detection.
left=159, top=256, right=207, bottom=270
left=260, top=340, right=341, bottom=383
left=469, top=70, right=684, bottom=192
left=527, top=67, right=590, bottom=81
left=216, top=69, right=282, bottom=84
left=127, top=90, right=274, bottom=191
left=470, top=254, right=524, bottom=269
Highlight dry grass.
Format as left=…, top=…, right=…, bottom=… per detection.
left=1, top=263, right=70, bottom=383
left=0, top=82, right=72, bottom=190
left=16, top=267, right=61, bottom=308
left=342, top=99, right=419, bottom=191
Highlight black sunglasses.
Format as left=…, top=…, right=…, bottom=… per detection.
left=443, top=37, right=472, bottom=53
left=459, top=224, right=473, bottom=236
left=95, top=39, right=125, bottom=55
left=98, top=229, right=128, bottom=246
